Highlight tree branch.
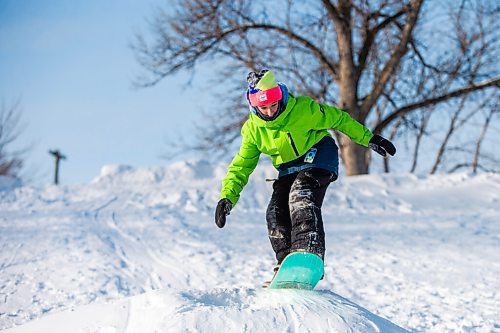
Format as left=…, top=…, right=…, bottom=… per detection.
left=137, top=21, right=339, bottom=86
left=473, top=107, right=497, bottom=172
left=321, top=0, right=342, bottom=24
left=357, top=2, right=412, bottom=76
left=360, top=0, right=423, bottom=115
left=373, top=77, right=500, bottom=133
left=240, top=23, right=338, bottom=78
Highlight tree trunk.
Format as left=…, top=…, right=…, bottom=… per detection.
left=340, top=136, right=370, bottom=175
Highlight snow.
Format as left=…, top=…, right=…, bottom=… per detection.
left=0, top=160, right=499, bottom=332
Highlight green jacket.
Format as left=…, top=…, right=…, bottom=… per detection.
left=220, top=94, right=373, bottom=206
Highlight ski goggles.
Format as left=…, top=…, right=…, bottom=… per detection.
left=247, top=86, right=283, bottom=107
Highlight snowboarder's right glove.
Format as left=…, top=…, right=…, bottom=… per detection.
left=215, top=198, right=232, bottom=228
left=369, top=134, right=396, bottom=157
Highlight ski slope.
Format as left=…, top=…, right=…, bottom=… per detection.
left=0, top=161, right=499, bottom=332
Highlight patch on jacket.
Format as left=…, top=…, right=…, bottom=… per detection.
left=304, top=148, right=317, bottom=163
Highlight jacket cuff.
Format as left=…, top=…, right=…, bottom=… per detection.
left=220, top=195, right=238, bottom=207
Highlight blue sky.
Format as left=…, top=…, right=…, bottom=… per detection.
left=0, top=0, right=212, bottom=185
left=2, top=1, right=497, bottom=185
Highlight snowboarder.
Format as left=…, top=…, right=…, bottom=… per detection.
left=215, top=69, right=395, bottom=271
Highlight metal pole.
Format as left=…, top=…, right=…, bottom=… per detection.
left=49, top=150, right=67, bottom=185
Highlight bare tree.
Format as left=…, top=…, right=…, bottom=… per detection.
left=409, top=110, right=432, bottom=173
left=0, top=100, right=25, bottom=178
left=472, top=106, right=498, bottom=173
left=445, top=94, right=499, bottom=173
left=133, top=0, right=499, bottom=175
left=429, top=96, right=480, bottom=174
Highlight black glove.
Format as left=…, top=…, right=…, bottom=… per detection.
left=215, top=198, right=232, bottom=228
left=369, top=134, right=396, bottom=157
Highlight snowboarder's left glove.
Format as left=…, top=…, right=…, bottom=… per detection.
left=215, top=198, right=232, bottom=228
left=369, top=134, right=396, bottom=157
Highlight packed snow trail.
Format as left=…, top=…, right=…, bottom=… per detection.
left=1, top=161, right=499, bottom=332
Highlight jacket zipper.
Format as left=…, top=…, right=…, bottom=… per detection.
left=287, top=132, right=300, bottom=157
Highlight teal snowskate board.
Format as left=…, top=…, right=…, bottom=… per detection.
left=268, top=251, right=324, bottom=290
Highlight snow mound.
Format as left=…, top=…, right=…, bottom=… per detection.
left=92, top=160, right=220, bottom=186
left=6, top=288, right=407, bottom=333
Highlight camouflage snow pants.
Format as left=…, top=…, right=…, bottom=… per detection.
left=266, top=168, right=335, bottom=263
